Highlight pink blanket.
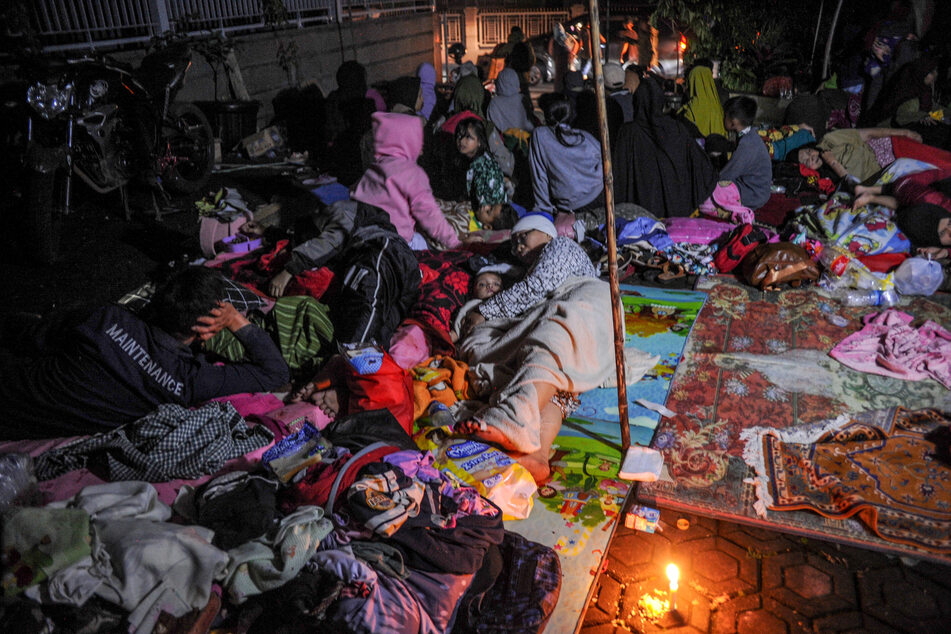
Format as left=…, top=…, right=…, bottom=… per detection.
left=830, top=309, right=951, bottom=389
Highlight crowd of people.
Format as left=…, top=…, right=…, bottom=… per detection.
left=3, top=10, right=951, bottom=482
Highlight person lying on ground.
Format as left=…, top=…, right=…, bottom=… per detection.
left=455, top=213, right=598, bottom=483
left=853, top=166, right=951, bottom=257
left=259, top=199, right=421, bottom=347
left=450, top=268, right=505, bottom=343
left=789, top=127, right=934, bottom=183
left=0, top=267, right=290, bottom=440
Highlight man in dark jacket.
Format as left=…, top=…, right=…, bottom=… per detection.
left=0, top=267, right=290, bottom=439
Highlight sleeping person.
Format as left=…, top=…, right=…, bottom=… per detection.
left=454, top=213, right=602, bottom=483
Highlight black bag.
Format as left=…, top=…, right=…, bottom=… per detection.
left=453, top=530, right=562, bottom=633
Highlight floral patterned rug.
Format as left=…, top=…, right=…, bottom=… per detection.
left=638, top=277, right=951, bottom=563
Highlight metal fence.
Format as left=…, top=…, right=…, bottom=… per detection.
left=31, top=0, right=434, bottom=52
left=476, top=10, right=567, bottom=49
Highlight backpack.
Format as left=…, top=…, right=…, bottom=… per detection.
left=713, top=223, right=769, bottom=273
left=453, top=530, right=562, bottom=633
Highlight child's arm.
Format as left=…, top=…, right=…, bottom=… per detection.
left=405, top=171, right=462, bottom=249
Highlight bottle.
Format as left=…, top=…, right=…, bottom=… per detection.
left=0, top=453, right=38, bottom=513
left=833, top=288, right=899, bottom=307
left=817, top=244, right=888, bottom=290
left=427, top=401, right=456, bottom=428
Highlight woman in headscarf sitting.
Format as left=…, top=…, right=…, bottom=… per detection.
left=487, top=68, right=535, bottom=134
left=426, top=75, right=514, bottom=200
left=613, top=73, right=717, bottom=217
left=678, top=64, right=726, bottom=138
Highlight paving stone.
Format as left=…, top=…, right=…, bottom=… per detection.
left=596, top=510, right=951, bottom=634
left=857, top=566, right=951, bottom=631
left=709, top=593, right=761, bottom=633
left=580, top=602, right=614, bottom=628
left=736, top=608, right=790, bottom=634
left=578, top=623, right=622, bottom=634
left=719, top=522, right=797, bottom=557
left=761, top=594, right=815, bottom=633
left=693, top=550, right=738, bottom=583
left=658, top=509, right=716, bottom=544
left=783, top=563, right=832, bottom=599
left=762, top=551, right=856, bottom=618
left=810, top=610, right=878, bottom=633
left=609, top=529, right=673, bottom=583
left=594, top=574, right=622, bottom=617
left=678, top=536, right=757, bottom=596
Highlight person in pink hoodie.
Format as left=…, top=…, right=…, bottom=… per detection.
left=352, top=112, right=461, bottom=250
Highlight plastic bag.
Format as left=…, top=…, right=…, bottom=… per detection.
left=415, top=427, right=537, bottom=520
left=894, top=257, right=945, bottom=296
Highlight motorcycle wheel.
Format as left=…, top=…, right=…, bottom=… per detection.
left=26, top=168, right=65, bottom=265
left=161, top=103, right=214, bottom=195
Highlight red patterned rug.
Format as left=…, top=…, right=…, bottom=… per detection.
left=638, top=277, right=951, bottom=563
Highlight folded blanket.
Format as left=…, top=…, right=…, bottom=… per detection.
left=459, top=277, right=656, bottom=453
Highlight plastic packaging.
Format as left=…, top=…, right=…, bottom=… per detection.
left=0, top=453, right=39, bottom=513
left=427, top=401, right=456, bottom=428
left=894, top=257, right=945, bottom=296
left=817, top=243, right=891, bottom=290
left=833, top=288, right=900, bottom=307
left=415, top=426, right=537, bottom=520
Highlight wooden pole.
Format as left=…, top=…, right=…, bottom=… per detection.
left=821, top=0, right=844, bottom=81
left=809, top=0, right=824, bottom=70
left=588, top=0, right=630, bottom=452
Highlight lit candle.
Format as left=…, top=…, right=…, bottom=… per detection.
left=666, top=563, right=679, bottom=612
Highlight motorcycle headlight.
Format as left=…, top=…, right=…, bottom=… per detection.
left=26, top=81, right=73, bottom=119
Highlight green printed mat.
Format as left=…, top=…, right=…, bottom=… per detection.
left=509, top=284, right=707, bottom=632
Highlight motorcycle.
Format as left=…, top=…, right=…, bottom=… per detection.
left=22, top=40, right=214, bottom=263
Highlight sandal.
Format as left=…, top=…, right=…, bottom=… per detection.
left=657, top=262, right=687, bottom=282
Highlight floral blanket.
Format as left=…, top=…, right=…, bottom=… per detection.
left=809, top=158, right=934, bottom=255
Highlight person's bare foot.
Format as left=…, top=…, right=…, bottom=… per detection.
left=287, top=378, right=331, bottom=403
left=311, top=388, right=341, bottom=419
left=516, top=454, right=551, bottom=486
left=454, top=419, right=520, bottom=452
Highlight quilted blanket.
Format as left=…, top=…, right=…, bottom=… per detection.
left=459, top=277, right=657, bottom=453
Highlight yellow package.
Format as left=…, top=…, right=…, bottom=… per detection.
left=415, top=426, right=536, bottom=520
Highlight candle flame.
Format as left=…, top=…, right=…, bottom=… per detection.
left=666, top=563, right=679, bottom=589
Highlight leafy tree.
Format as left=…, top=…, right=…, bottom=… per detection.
left=652, top=0, right=815, bottom=92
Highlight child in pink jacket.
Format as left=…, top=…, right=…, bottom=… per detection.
left=352, top=112, right=461, bottom=250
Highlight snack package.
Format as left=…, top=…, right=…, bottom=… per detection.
left=415, top=426, right=537, bottom=520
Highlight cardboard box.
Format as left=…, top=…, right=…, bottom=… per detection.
left=625, top=505, right=661, bottom=533
left=242, top=126, right=284, bottom=158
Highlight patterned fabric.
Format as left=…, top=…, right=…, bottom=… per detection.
left=478, top=236, right=597, bottom=320
left=830, top=309, right=951, bottom=388
left=867, top=136, right=896, bottom=168
left=752, top=408, right=951, bottom=553
left=34, top=401, right=273, bottom=482
left=467, top=153, right=506, bottom=207
left=810, top=158, right=934, bottom=255
left=406, top=250, right=473, bottom=352
left=116, top=277, right=267, bottom=314
left=551, top=391, right=581, bottom=419
left=639, top=277, right=951, bottom=559
left=204, top=296, right=334, bottom=376
left=664, top=242, right=718, bottom=276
